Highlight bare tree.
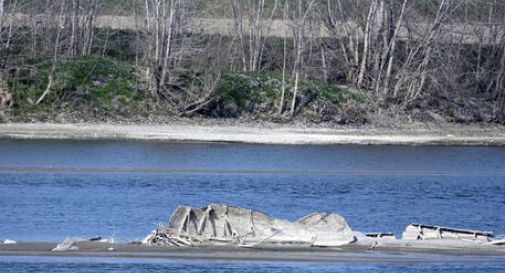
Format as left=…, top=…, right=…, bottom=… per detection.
left=289, top=0, right=316, bottom=117
left=36, top=0, right=66, bottom=105
left=381, top=0, right=409, bottom=98
left=392, top=0, right=454, bottom=104
left=277, top=0, right=289, bottom=115
left=0, top=0, right=504, bottom=122
left=231, top=0, right=279, bottom=72
left=159, top=0, right=177, bottom=91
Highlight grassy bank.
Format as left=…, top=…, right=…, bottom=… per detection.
left=1, top=55, right=367, bottom=124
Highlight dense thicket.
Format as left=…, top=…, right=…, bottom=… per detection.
left=1, top=0, right=505, bottom=124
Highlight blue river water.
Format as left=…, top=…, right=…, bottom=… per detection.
left=1, top=139, right=505, bottom=272
left=1, top=256, right=505, bottom=273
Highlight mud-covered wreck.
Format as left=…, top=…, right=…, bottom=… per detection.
left=143, top=204, right=505, bottom=251
left=143, top=204, right=357, bottom=247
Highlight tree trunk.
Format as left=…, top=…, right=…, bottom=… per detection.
left=36, top=0, right=66, bottom=105
left=357, top=0, right=377, bottom=89
left=382, top=0, right=408, bottom=98
left=289, top=0, right=304, bottom=117
left=0, top=0, right=4, bottom=49
left=290, top=70, right=299, bottom=117
left=67, top=0, right=77, bottom=57
left=251, top=0, right=265, bottom=71
left=5, top=0, right=17, bottom=51
left=321, top=45, right=328, bottom=82
left=154, top=0, right=161, bottom=65
left=159, top=0, right=176, bottom=91
left=257, top=0, right=279, bottom=71
left=145, top=0, right=152, bottom=62
left=231, top=0, right=247, bottom=72
left=278, top=1, right=288, bottom=115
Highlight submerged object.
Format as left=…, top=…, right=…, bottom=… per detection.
left=402, top=224, right=494, bottom=242
left=143, top=204, right=358, bottom=247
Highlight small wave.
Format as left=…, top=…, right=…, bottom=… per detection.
left=2, top=166, right=505, bottom=177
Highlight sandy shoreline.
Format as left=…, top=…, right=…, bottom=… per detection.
left=1, top=122, right=505, bottom=145
left=1, top=242, right=505, bottom=263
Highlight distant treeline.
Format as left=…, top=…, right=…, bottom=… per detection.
left=1, top=0, right=505, bottom=124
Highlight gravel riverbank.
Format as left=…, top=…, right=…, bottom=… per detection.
left=1, top=122, right=505, bottom=145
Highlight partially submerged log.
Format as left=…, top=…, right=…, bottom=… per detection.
left=143, top=204, right=358, bottom=247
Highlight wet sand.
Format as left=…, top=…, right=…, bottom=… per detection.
left=1, top=123, right=505, bottom=145
left=1, top=242, right=505, bottom=263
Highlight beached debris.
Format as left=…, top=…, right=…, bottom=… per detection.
left=143, top=204, right=358, bottom=247
left=52, top=238, right=79, bottom=251
left=365, top=232, right=396, bottom=239
left=402, top=224, right=494, bottom=242
left=142, top=204, right=505, bottom=250
left=88, top=236, right=115, bottom=243
left=89, top=236, right=102, bottom=242
left=98, top=237, right=115, bottom=244
left=490, top=238, right=505, bottom=246
left=2, top=239, right=17, bottom=245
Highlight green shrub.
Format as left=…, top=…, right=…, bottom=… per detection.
left=217, top=72, right=279, bottom=108
left=10, top=55, right=137, bottom=110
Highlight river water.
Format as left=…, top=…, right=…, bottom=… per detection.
left=1, top=139, right=504, bottom=272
